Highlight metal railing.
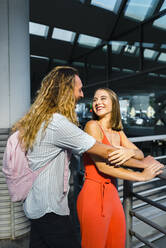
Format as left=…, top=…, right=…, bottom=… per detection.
left=124, top=135, right=166, bottom=248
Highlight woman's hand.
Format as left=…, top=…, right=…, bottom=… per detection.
left=141, top=162, right=164, bottom=181
left=108, top=146, right=135, bottom=165
left=141, top=155, right=164, bottom=168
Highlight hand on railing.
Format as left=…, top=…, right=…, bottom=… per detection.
left=141, top=155, right=164, bottom=181
left=158, top=165, right=166, bottom=180
left=142, top=155, right=164, bottom=168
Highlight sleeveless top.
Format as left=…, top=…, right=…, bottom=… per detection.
left=83, top=123, right=122, bottom=187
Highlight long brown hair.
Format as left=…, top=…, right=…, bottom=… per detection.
left=12, top=66, right=79, bottom=151
left=92, top=88, right=123, bottom=131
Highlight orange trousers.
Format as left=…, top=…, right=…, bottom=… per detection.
left=77, top=178, right=126, bottom=248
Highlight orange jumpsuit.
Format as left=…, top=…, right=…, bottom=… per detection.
left=77, top=129, right=126, bottom=248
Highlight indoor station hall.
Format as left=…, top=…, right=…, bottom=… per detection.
left=0, top=1, right=166, bottom=247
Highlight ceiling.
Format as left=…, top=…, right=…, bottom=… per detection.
left=29, top=0, right=166, bottom=100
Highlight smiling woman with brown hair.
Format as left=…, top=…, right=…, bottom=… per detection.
left=77, top=88, right=163, bottom=248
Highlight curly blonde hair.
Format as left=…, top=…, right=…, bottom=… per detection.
left=12, top=66, right=79, bottom=151
left=92, top=88, right=123, bottom=131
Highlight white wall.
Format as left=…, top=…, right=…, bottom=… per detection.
left=0, top=0, right=30, bottom=128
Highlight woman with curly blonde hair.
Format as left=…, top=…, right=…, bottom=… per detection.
left=13, top=66, right=163, bottom=248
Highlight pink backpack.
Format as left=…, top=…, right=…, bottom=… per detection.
left=2, top=131, right=48, bottom=202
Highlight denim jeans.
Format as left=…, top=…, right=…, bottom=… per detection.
left=29, top=212, right=81, bottom=248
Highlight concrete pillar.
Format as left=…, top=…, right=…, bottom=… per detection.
left=0, top=0, right=30, bottom=129
left=0, top=0, right=30, bottom=243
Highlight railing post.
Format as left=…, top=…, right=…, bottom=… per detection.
left=123, top=180, right=133, bottom=248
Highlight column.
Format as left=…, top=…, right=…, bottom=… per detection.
left=0, top=0, right=30, bottom=129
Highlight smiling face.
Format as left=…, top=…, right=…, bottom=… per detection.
left=92, top=89, right=112, bottom=119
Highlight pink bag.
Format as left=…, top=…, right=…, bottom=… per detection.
left=2, top=131, right=48, bottom=202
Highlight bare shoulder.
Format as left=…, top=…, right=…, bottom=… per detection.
left=84, top=120, right=103, bottom=141
left=84, top=120, right=98, bottom=130
left=84, top=120, right=99, bottom=133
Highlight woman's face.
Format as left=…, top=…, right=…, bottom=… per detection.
left=92, top=89, right=112, bottom=119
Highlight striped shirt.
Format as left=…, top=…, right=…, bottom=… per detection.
left=23, top=113, right=95, bottom=219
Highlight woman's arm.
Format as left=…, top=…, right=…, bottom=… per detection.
left=108, top=131, right=144, bottom=165
left=120, top=131, right=144, bottom=160
left=91, top=154, right=163, bottom=181
left=85, top=121, right=164, bottom=171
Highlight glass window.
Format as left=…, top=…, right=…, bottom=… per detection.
left=112, top=67, right=120, bottom=71
left=124, top=44, right=137, bottom=55
left=78, top=34, right=101, bottom=47
left=91, top=64, right=105, bottom=69
left=91, top=0, right=122, bottom=13
left=159, top=0, right=166, bottom=10
left=144, top=49, right=159, bottom=60
left=158, top=52, right=166, bottom=62
left=52, top=27, right=76, bottom=42
left=122, top=68, right=134, bottom=73
left=124, top=0, right=159, bottom=21
left=72, top=61, right=85, bottom=67
left=29, top=22, right=49, bottom=37
left=53, top=58, right=67, bottom=64
left=148, top=72, right=158, bottom=77
left=111, top=41, right=127, bottom=54
left=161, top=44, right=166, bottom=49
left=153, top=16, right=166, bottom=30
left=103, top=41, right=127, bottom=54
left=135, top=42, right=154, bottom=48
left=160, top=74, right=166, bottom=78
left=153, top=1, right=166, bottom=30
left=30, top=55, right=49, bottom=60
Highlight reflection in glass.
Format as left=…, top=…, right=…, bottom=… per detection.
left=147, top=105, right=155, bottom=118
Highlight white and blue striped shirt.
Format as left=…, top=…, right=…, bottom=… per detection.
left=23, top=113, right=95, bottom=219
